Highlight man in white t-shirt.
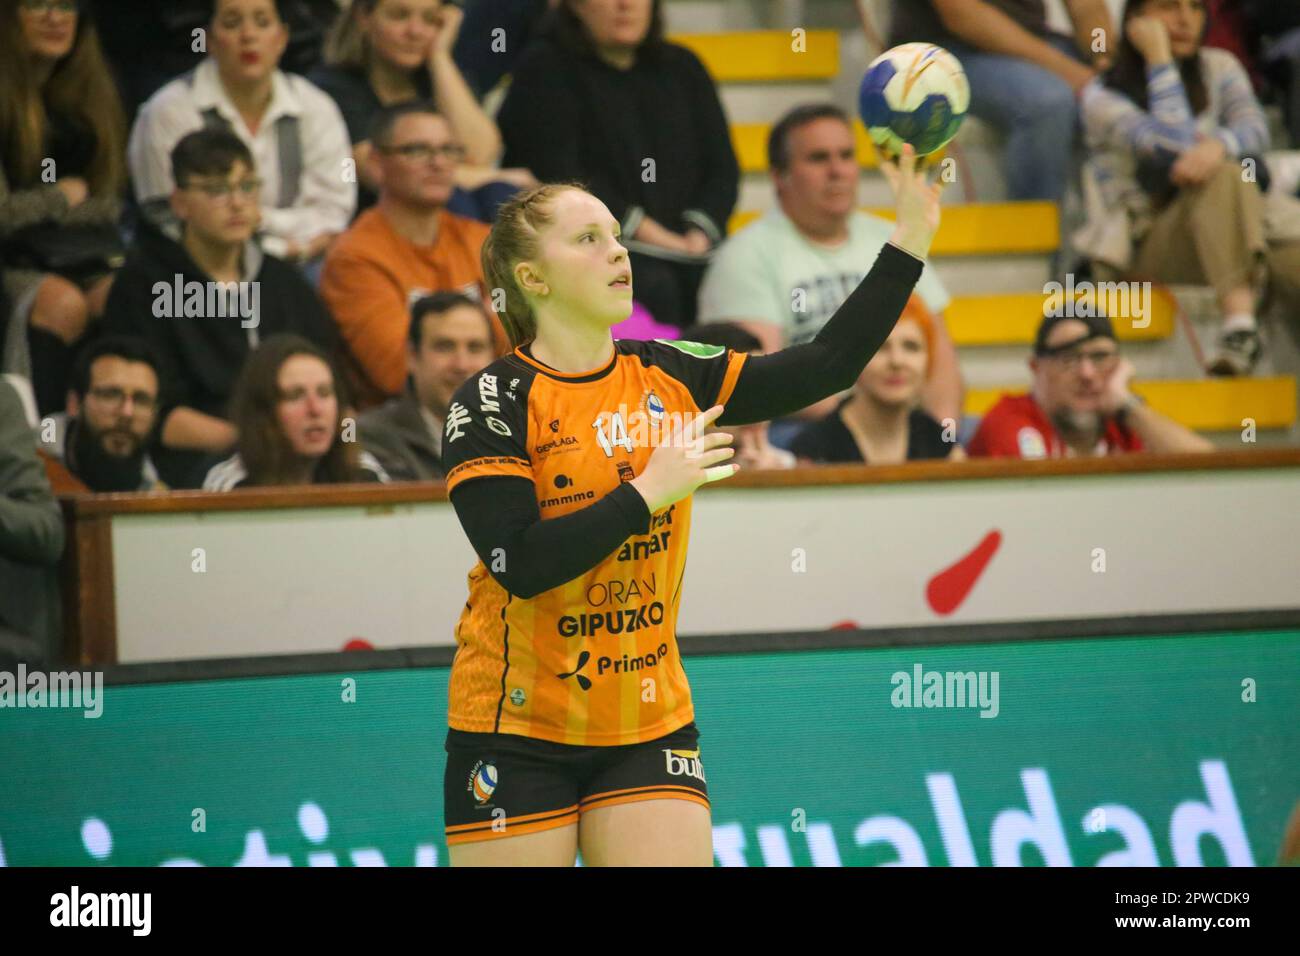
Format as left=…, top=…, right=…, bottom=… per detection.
left=697, top=104, right=963, bottom=425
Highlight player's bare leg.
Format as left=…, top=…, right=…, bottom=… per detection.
left=449, top=822, right=578, bottom=867
left=579, top=799, right=713, bottom=866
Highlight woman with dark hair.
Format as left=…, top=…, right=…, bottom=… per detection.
left=496, top=0, right=740, bottom=331
left=310, top=0, right=536, bottom=219
left=202, top=334, right=389, bottom=489
left=0, top=0, right=127, bottom=415
left=1076, top=0, right=1300, bottom=376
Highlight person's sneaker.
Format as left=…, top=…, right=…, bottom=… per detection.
left=1206, top=325, right=1262, bottom=376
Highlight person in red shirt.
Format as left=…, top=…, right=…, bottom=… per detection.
left=968, top=313, right=1214, bottom=458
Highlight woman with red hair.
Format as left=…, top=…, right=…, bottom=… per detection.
left=790, top=297, right=965, bottom=464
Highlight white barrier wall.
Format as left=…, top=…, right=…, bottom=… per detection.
left=110, top=467, right=1300, bottom=662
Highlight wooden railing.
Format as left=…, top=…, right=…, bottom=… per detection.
left=56, top=448, right=1300, bottom=665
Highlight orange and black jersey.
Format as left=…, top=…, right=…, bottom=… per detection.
left=441, top=242, right=923, bottom=746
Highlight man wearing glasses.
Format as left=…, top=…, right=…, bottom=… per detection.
left=38, top=337, right=166, bottom=493
left=103, top=129, right=338, bottom=487
left=968, top=313, right=1214, bottom=458
left=321, top=102, right=508, bottom=409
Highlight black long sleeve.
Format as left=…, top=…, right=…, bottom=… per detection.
left=450, top=477, right=652, bottom=600
left=720, top=242, right=924, bottom=425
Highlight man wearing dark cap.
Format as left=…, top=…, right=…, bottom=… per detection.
left=968, top=313, right=1214, bottom=458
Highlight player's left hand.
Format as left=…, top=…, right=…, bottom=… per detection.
left=881, top=143, right=945, bottom=260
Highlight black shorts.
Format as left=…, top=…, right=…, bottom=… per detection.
left=443, top=722, right=709, bottom=845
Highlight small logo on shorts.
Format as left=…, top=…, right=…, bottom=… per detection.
left=469, top=761, right=498, bottom=804
left=509, top=687, right=526, bottom=706
left=663, top=748, right=706, bottom=783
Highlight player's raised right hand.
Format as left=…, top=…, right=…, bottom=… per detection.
left=629, top=404, right=737, bottom=514
left=882, top=143, right=944, bottom=260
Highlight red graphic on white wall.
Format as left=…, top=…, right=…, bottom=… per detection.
left=926, top=530, right=1002, bottom=616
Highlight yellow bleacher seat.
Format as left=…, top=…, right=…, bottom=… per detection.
left=670, top=30, right=839, bottom=82
left=727, top=201, right=1060, bottom=255
left=964, top=376, right=1296, bottom=430
left=946, top=287, right=1177, bottom=346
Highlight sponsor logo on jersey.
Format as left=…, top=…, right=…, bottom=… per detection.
left=557, top=644, right=671, bottom=690
left=534, top=435, right=579, bottom=456
left=477, top=373, right=510, bottom=438
left=539, top=489, right=595, bottom=508
left=556, top=650, right=591, bottom=690
left=468, top=761, right=498, bottom=805
left=598, top=643, right=670, bottom=676
left=616, top=505, right=675, bottom=560
left=548, top=418, right=560, bottom=433
left=445, top=402, right=471, bottom=442
left=663, top=747, right=706, bottom=783
left=509, top=687, right=526, bottom=706
left=557, top=602, right=665, bottom=637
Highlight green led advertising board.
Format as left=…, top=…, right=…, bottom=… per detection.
left=1, top=629, right=1296, bottom=866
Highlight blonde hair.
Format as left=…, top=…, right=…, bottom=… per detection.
left=481, top=181, right=588, bottom=349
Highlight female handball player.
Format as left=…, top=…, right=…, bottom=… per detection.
left=441, top=145, right=943, bottom=865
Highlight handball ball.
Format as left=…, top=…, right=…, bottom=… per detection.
left=858, top=43, right=969, bottom=158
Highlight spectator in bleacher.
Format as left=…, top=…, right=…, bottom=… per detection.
left=311, top=0, right=536, bottom=220
left=790, top=298, right=964, bottom=465
left=40, top=336, right=166, bottom=492
left=0, top=376, right=63, bottom=666
left=677, top=322, right=796, bottom=471
left=496, top=0, right=739, bottom=331
left=698, top=104, right=963, bottom=431
left=1077, top=0, right=1300, bottom=376
left=1, top=0, right=127, bottom=417
left=357, top=290, right=493, bottom=480
left=103, top=129, right=340, bottom=489
left=1246, top=1, right=1300, bottom=147
left=968, top=312, right=1213, bottom=458
left=128, top=0, right=356, bottom=266
left=90, top=0, right=342, bottom=124
left=203, top=333, right=388, bottom=489
left=320, top=102, right=507, bottom=409
left=452, top=0, right=559, bottom=98
left=888, top=0, right=1113, bottom=203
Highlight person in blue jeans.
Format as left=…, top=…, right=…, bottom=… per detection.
left=889, top=0, right=1115, bottom=203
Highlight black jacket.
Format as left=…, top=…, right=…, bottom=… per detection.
left=498, top=38, right=739, bottom=243
left=102, top=223, right=340, bottom=426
